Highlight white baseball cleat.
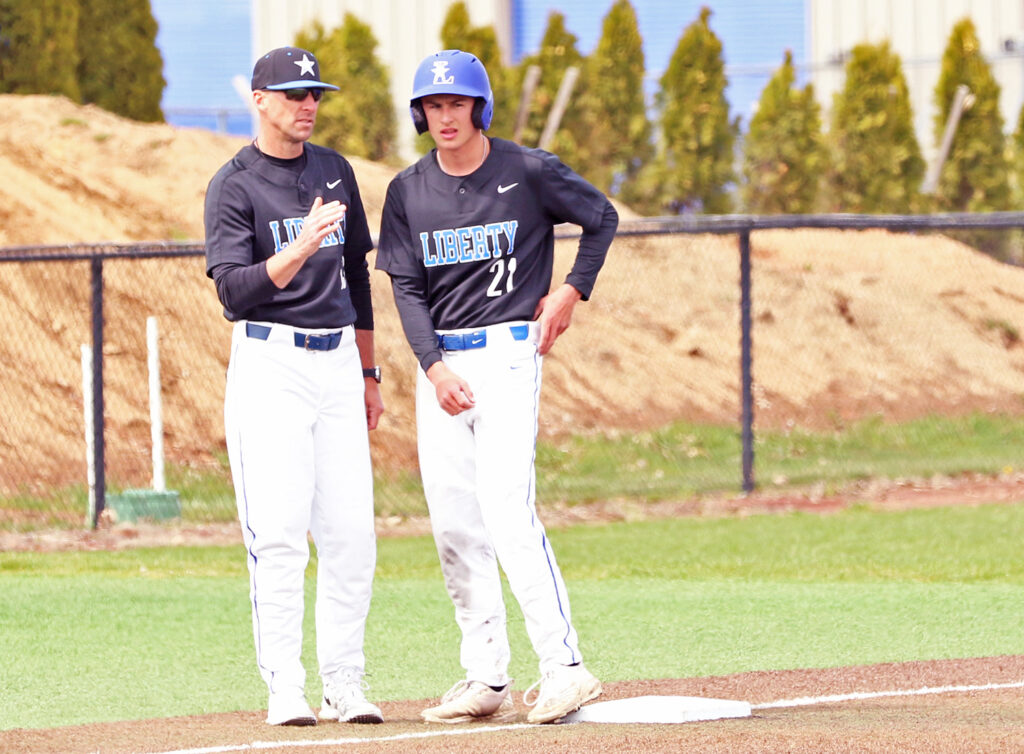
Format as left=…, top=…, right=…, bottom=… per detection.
left=266, top=689, right=317, bottom=726
left=421, top=679, right=517, bottom=724
left=320, top=668, right=383, bottom=724
left=524, top=663, right=602, bottom=724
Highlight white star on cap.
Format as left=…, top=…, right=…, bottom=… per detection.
left=295, top=54, right=316, bottom=77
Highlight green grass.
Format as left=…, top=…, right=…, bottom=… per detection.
left=4, top=413, right=1022, bottom=529
left=2, top=502, right=1024, bottom=730
left=539, top=412, right=1024, bottom=501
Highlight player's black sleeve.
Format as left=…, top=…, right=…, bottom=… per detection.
left=532, top=151, right=618, bottom=300
left=390, top=273, right=443, bottom=373
left=377, top=178, right=444, bottom=372
left=567, top=201, right=617, bottom=300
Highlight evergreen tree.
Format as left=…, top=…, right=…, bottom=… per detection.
left=826, top=40, right=922, bottom=213
left=77, top=0, right=164, bottom=122
left=1008, top=105, right=1024, bottom=262
left=438, top=1, right=515, bottom=140
left=1012, top=103, right=1024, bottom=206
left=296, top=15, right=396, bottom=162
left=933, top=17, right=1011, bottom=214
left=742, top=51, right=824, bottom=214
left=0, top=0, right=80, bottom=99
left=516, top=10, right=586, bottom=168
left=578, top=0, right=651, bottom=195
left=624, top=6, right=736, bottom=215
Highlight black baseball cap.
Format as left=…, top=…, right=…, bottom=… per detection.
left=251, top=46, right=339, bottom=91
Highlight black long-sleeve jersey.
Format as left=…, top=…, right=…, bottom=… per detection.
left=204, top=142, right=375, bottom=330
left=376, top=137, right=617, bottom=372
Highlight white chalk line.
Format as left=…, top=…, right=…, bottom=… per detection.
left=144, top=680, right=1024, bottom=754
left=148, top=723, right=532, bottom=754
left=752, top=679, right=1024, bottom=709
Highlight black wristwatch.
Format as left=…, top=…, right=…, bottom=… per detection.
left=362, top=366, right=382, bottom=383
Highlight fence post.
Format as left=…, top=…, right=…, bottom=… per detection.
left=90, top=257, right=106, bottom=527
left=80, top=345, right=95, bottom=525
left=739, top=229, right=755, bottom=493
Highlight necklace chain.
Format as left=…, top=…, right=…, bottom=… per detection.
left=438, top=132, right=488, bottom=176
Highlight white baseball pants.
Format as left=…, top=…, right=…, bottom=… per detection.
left=224, top=320, right=376, bottom=696
left=416, top=321, right=582, bottom=687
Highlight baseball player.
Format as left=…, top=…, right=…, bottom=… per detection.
left=204, top=46, right=384, bottom=727
left=376, top=49, right=618, bottom=724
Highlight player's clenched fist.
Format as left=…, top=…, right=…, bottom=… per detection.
left=426, top=361, right=475, bottom=416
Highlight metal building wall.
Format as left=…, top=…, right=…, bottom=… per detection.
left=251, top=0, right=511, bottom=161
left=808, top=0, right=1024, bottom=164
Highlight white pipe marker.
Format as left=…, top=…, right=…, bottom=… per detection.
left=147, top=316, right=165, bottom=492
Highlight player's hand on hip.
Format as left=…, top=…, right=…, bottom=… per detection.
left=426, top=361, right=475, bottom=416
left=534, top=283, right=582, bottom=355
left=364, top=382, right=384, bottom=430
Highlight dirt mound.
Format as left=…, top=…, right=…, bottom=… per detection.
left=0, top=94, right=397, bottom=245
left=2, top=94, right=1024, bottom=492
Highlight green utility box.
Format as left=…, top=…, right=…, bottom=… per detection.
left=106, top=489, right=181, bottom=523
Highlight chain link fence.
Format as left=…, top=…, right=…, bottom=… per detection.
left=2, top=215, right=1023, bottom=532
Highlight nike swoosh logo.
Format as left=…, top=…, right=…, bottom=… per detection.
left=326, top=179, right=342, bottom=189
left=497, top=183, right=519, bottom=194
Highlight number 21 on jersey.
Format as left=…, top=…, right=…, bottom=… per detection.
left=487, top=257, right=516, bottom=297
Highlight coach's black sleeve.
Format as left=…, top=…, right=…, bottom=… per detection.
left=204, top=168, right=279, bottom=319
left=340, top=164, right=375, bottom=331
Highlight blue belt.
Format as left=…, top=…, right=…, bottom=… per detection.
left=245, top=322, right=343, bottom=351
left=437, top=324, right=530, bottom=351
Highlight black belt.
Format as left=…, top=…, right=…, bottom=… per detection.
left=437, top=324, right=530, bottom=351
left=245, top=322, right=343, bottom=351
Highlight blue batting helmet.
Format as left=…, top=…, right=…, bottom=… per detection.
left=409, top=49, right=494, bottom=134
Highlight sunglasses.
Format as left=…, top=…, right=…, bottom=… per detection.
left=273, top=87, right=323, bottom=102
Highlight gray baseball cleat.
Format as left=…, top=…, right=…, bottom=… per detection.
left=421, top=679, right=517, bottom=723
left=524, top=663, right=602, bottom=724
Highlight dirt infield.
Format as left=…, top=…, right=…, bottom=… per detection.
left=2, top=656, right=1021, bottom=753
